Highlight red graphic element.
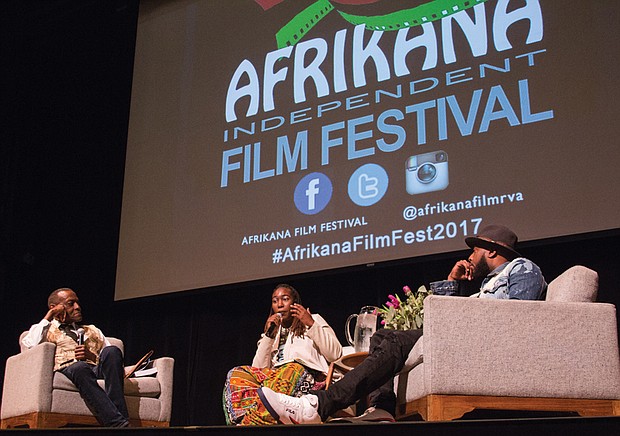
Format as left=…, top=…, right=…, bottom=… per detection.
left=254, top=0, right=285, bottom=11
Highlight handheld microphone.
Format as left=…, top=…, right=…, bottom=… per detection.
left=266, top=313, right=282, bottom=337
left=76, top=328, right=85, bottom=345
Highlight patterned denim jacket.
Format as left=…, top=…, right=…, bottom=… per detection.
left=430, top=257, right=547, bottom=300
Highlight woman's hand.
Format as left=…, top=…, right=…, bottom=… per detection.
left=290, top=303, right=314, bottom=327
left=264, top=313, right=282, bottom=337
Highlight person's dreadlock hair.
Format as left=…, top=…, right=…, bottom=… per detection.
left=271, top=283, right=307, bottom=338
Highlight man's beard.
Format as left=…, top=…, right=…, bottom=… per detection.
left=472, top=258, right=491, bottom=279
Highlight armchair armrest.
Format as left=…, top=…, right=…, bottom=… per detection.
left=422, top=295, right=620, bottom=399
left=152, top=357, right=174, bottom=422
left=1, top=342, right=56, bottom=418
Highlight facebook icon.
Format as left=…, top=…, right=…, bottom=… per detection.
left=294, top=172, right=332, bottom=215
left=305, top=178, right=320, bottom=210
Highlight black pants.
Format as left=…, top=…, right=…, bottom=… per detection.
left=60, top=346, right=129, bottom=427
left=314, top=328, right=423, bottom=420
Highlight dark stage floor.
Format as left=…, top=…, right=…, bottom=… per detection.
left=3, top=416, right=620, bottom=436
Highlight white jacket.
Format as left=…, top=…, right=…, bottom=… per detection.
left=251, top=313, right=342, bottom=374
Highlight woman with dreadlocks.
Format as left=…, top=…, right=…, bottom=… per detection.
left=223, top=283, right=342, bottom=425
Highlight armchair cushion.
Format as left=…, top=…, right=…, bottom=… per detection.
left=546, top=265, right=598, bottom=302
left=52, top=372, right=162, bottom=398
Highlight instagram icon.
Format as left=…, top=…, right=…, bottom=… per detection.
left=405, top=150, right=449, bottom=195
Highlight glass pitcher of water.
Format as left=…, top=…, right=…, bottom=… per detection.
left=345, top=306, right=378, bottom=353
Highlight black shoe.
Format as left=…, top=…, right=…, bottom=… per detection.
left=328, top=407, right=395, bottom=423
left=112, top=420, right=130, bottom=428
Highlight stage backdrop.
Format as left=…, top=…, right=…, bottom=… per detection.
left=115, top=0, right=620, bottom=300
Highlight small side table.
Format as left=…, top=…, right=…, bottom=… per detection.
left=325, top=351, right=369, bottom=386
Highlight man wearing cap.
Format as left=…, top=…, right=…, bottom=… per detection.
left=431, top=223, right=544, bottom=300
left=257, top=224, right=547, bottom=425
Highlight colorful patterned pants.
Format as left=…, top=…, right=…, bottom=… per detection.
left=223, top=362, right=325, bottom=425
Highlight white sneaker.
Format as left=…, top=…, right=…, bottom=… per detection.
left=257, top=387, right=321, bottom=425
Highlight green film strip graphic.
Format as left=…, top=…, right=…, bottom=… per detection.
left=276, top=0, right=334, bottom=48
left=338, top=0, right=488, bottom=31
left=274, top=0, right=488, bottom=48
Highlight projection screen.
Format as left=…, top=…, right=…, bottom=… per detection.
left=115, top=0, right=620, bottom=300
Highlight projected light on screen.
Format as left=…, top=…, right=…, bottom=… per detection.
left=115, top=0, right=620, bottom=300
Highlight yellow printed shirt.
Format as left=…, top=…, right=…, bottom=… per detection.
left=46, top=320, right=106, bottom=371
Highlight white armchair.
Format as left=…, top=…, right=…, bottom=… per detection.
left=394, top=266, right=620, bottom=421
left=1, top=336, right=174, bottom=428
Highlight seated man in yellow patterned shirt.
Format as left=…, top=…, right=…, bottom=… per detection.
left=22, top=288, right=129, bottom=427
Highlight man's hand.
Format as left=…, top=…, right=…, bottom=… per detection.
left=448, top=259, right=474, bottom=281
left=45, top=303, right=66, bottom=322
left=74, top=345, right=96, bottom=362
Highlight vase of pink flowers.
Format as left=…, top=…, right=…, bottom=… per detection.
left=376, top=285, right=432, bottom=330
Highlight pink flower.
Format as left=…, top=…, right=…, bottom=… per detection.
left=381, top=319, right=386, bottom=325
left=386, top=301, right=394, bottom=308
left=403, top=285, right=412, bottom=294
left=387, top=294, right=400, bottom=309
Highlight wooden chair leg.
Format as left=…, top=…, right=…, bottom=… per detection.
left=426, top=395, right=475, bottom=421
left=1, top=412, right=43, bottom=429
left=1, top=412, right=102, bottom=429
left=399, top=395, right=620, bottom=422
left=1, top=413, right=170, bottom=429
